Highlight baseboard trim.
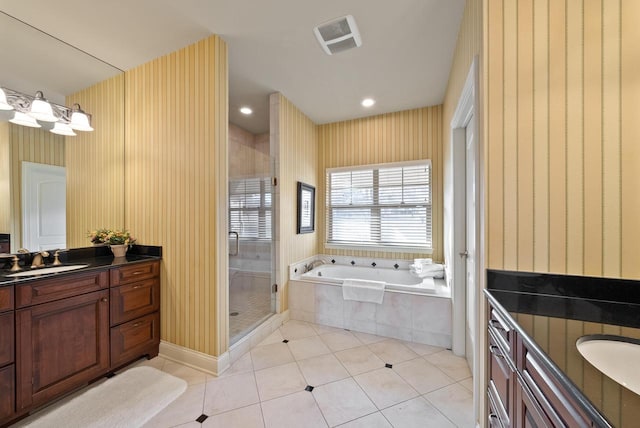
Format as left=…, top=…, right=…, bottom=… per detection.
left=159, top=341, right=230, bottom=376
left=158, top=310, right=291, bottom=376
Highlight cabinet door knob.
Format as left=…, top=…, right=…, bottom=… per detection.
left=489, top=319, right=506, bottom=331
left=101, top=297, right=108, bottom=302
left=489, top=345, right=504, bottom=359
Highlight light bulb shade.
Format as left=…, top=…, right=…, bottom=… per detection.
left=9, top=111, right=41, bottom=128
left=29, top=91, right=57, bottom=122
left=69, top=107, right=93, bottom=131
left=0, top=88, right=13, bottom=111
left=50, top=122, right=77, bottom=136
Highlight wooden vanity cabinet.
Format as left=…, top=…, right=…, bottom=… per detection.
left=486, top=296, right=596, bottom=428
left=0, top=286, right=15, bottom=424
left=15, top=273, right=109, bottom=411
left=1, top=259, right=161, bottom=425
left=109, top=261, right=160, bottom=369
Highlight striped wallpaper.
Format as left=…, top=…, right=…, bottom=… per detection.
left=484, top=1, right=640, bottom=424
left=485, top=0, right=640, bottom=280
left=443, top=0, right=482, bottom=136
left=124, top=35, right=228, bottom=356
left=66, top=73, right=125, bottom=248
left=0, top=123, right=9, bottom=234
left=317, top=106, right=443, bottom=262
left=273, top=93, right=319, bottom=312
left=6, top=123, right=64, bottom=251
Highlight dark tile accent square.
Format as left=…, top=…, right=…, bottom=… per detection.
left=282, top=339, right=289, bottom=343
left=305, top=385, right=314, bottom=392
left=385, top=363, right=393, bottom=369
left=196, top=414, right=209, bottom=423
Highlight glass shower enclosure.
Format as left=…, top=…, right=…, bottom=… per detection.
left=228, top=123, right=275, bottom=345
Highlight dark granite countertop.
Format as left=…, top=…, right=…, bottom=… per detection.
left=486, top=269, right=640, bottom=428
left=0, top=245, right=162, bottom=287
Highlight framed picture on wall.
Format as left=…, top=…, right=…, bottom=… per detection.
left=297, top=182, right=315, bottom=234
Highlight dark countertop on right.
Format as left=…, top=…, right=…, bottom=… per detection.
left=486, top=269, right=640, bottom=427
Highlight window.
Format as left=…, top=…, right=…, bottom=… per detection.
left=229, top=177, right=272, bottom=240
left=326, top=160, right=432, bottom=252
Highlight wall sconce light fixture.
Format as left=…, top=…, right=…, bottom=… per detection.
left=0, top=86, right=93, bottom=136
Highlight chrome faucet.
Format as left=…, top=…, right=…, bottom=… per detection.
left=304, top=259, right=326, bottom=273
left=31, top=251, right=50, bottom=268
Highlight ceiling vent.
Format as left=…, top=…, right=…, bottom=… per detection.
left=313, top=15, right=362, bottom=55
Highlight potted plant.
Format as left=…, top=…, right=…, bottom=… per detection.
left=88, top=229, right=136, bottom=257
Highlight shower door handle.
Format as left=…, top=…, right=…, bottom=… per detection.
left=229, top=231, right=239, bottom=256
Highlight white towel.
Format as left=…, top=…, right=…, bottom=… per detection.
left=342, top=278, right=386, bottom=304
left=410, top=263, right=445, bottom=278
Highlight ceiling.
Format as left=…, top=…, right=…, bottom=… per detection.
left=0, top=0, right=465, bottom=134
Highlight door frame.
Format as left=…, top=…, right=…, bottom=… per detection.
left=449, top=56, right=484, bottom=423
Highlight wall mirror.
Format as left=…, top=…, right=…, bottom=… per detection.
left=0, top=11, right=124, bottom=253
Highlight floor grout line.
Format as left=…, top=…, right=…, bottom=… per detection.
left=157, top=319, right=472, bottom=427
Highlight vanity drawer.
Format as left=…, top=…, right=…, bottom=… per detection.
left=488, top=383, right=506, bottom=428
left=16, top=271, right=109, bottom=308
left=110, top=261, right=160, bottom=286
left=488, top=308, right=514, bottom=358
left=0, top=312, right=14, bottom=367
left=110, top=312, right=160, bottom=368
left=521, top=343, right=591, bottom=428
left=0, top=286, right=13, bottom=312
left=110, top=278, right=160, bottom=326
left=488, top=329, right=513, bottom=425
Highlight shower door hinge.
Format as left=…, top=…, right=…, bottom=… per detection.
left=272, top=284, right=278, bottom=293
left=273, top=177, right=278, bottom=186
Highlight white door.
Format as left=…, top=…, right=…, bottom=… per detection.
left=464, top=115, right=477, bottom=366
left=22, top=162, right=66, bottom=251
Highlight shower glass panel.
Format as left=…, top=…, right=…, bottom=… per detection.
left=228, top=123, right=275, bottom=345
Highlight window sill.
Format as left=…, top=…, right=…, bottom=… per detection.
left=324, top=243, right=433, bottom=254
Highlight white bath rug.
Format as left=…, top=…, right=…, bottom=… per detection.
left=17, top=366, right=187, bottom=428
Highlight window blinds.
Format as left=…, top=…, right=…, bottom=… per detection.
left=326, top=161, right=431, bottom=250
left=229, top=178, right=272, bottom=240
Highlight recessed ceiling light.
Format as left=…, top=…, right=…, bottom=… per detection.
left=240, top=107, right=253, bottom=115
left=361, top=98, right=375, bottom=108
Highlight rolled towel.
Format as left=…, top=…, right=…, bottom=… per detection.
left=342, top=278, right=386, bottom=304
left=411, top=263, right=444, bottom=278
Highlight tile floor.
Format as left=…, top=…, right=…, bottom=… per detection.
left=229, top=273, right=273, bottom=344
left=140, top=320, right=474, bottom=428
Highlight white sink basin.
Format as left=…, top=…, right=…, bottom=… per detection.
left=6, top=264, right=89, bottom=277
left=577, top=335, right=640, bottom=395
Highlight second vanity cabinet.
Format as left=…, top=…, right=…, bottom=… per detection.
left=0, top=286, right=15, bottom=424
left=3, top=258, right=161, bottom=425
left=486, top=292, right=597, bottom=428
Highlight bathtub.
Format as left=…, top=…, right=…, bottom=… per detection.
left=289, top=258, right=452, bottom=348
left=300, top=264, right=445, bottom=295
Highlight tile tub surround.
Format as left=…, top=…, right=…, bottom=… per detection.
left=288, top=279, right=452, bottom=348
left=289, top=254, right=416, bottom=279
